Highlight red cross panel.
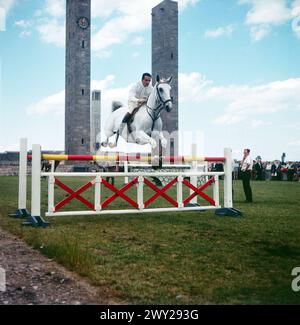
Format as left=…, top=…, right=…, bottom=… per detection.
left=183, top=177, right=216, bottom=206
left=54, top=178, right=95, bottom=211
left=144, top=177, right=179, bottom=208
left=53, top=175, right=216, bottom=213
left=101, top=178, right=139, bottom=209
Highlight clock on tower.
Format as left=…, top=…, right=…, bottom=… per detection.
left=77, top=16, right=89, bottom=29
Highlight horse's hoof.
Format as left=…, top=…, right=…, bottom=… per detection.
left=161, top=139, right=168, bottom=148
left=151, top=142, right=157, bottom=149
left=101, top=142, right=108, bottom=147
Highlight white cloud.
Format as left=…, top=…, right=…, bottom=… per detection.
left=44, top=0, right=64, bottom=18
left=15, top=19, right=31, bottom=28
left=11, top=0, right=197, bottom=52
left=36, top=18, right=65, bottom=47
left=14, top=19, right=32, bottom=37
left=131, top=36, right=145, bottom=45
left=291, top=0, right=300, bottom=39
left=91, top=0, right=160, bottom=53
left=0, top=0, right=16, bottom=31
left=179, top=72, right=300, bottom=125
left=178, top=0, right=199, bottom=11
left=280, top=122, right=300, bottom=129
left=239, top=0, right=296, bottom=41
left=33, top=0, right=198, bottom=51
left=288, top=139, right=300, bottom=146
left=179, top=72, right=213, bottom=102
left=34, top=9, right=43, bottom=17
left=93, top=49, right=113, bottom=59
left=27, top=90, right=65, bottom=115
left=26, top=75, right=132, bottom=123
left=251, top=119, right=272, bottom=128
left=32, top=0, right=65, bottom=47
left=244, top=0, right=291, bottom=25
left=0, top=0, right=15, bottom=11
left=19, top=29, right=31, bottom=38
left=292, top=17, right=300, bottom=38
left=249, top=24, right=270, bottom=41
left=215, top=78, right=300, bottom=125
left=204, top=25, right=234, bottom=39
left=0, top=7, right=5, bottom=31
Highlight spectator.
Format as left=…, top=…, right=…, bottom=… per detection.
left=241, top=148, right=253, bottom=203
left=287, top=162, right=294, bottom=181
left=271, top=162, right=277, bottom=180
left=233, top=159, right=239, bottom=180
left=254, top=157, right=263, bottom=181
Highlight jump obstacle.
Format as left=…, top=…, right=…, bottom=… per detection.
left=10, top=138, right=239, bottom=227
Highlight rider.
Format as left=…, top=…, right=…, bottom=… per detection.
left=119, top=73, right=153, bottom=135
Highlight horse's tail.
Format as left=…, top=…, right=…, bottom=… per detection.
left=112, top=101, right=123, bottom=112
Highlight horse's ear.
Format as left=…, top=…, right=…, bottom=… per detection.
left=156, top=75, right=160, bottom=83
left=167, top=76, right=173, bottom=84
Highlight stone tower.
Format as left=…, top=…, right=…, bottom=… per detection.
left=152, top=0, right=178, bottom=156
left=90, top=90, right=101, bottom=153
left=65, top=0, right=91, bottom=155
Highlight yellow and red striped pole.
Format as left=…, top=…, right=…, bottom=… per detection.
left=27, top=154, right=225, bottom=162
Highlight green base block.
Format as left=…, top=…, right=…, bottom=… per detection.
left=215, top=208, right=243, bottom=217
left=22, top=215, right=50, bottom=228
left=9, top=208, right=30, bottom=218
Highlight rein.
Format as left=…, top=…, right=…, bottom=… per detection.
left=146, top=83, right=172, bottom=132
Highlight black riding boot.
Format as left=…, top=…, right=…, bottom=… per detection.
left=119, top=112, right=133, bottom=135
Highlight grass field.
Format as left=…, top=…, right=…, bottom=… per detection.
left=0, top=176, right=300, bottom=304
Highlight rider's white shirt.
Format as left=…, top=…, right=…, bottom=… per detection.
left=128, top=81, right=153, bottom=113
left=241, top=155, right=253, bottom=171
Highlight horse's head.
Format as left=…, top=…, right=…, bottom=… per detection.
left=155, top=75, right=173, bottom=112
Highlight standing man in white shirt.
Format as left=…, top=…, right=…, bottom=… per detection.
left=241, top=148, right=253, bottom=203
left=119, top=73, right=153, bottom=135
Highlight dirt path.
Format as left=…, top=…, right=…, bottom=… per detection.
left=0, top=227, right=122, bottom=305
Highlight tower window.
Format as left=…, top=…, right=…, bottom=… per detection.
left=81, top=138, right=84, bottom=145
left=93, top=91, right=101, bottom=101
left=81, top=89, right=85, bottom=95
left=171, top=52, right=174, bottom=60
left=82, top=40, right=85, bottom=48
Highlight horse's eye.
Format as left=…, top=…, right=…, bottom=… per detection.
left=159, top=88, right=163, bottom=92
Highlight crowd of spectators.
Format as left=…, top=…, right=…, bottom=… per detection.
left=210, top=160, right=300, bottom=181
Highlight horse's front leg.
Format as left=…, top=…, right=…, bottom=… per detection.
left=152, top=120, right=167, bottom=148
left=108, top=132, right=119, bottom=148
left=135, top=130, right=157, bottom=149
left=158, top=132, right=168, bottom=148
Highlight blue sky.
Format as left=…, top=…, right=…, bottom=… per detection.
left=0, top=0, right=300, bottom=160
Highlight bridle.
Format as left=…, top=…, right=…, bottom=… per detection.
left=156, top=83, right=172, bottom=109
left=146, top=82, right=172, bottom=131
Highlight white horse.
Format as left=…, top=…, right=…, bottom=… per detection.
left=101, top=75, right=173, bottom=149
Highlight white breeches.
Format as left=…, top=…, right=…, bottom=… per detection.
left=128, top=101, right=138, bottom=114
